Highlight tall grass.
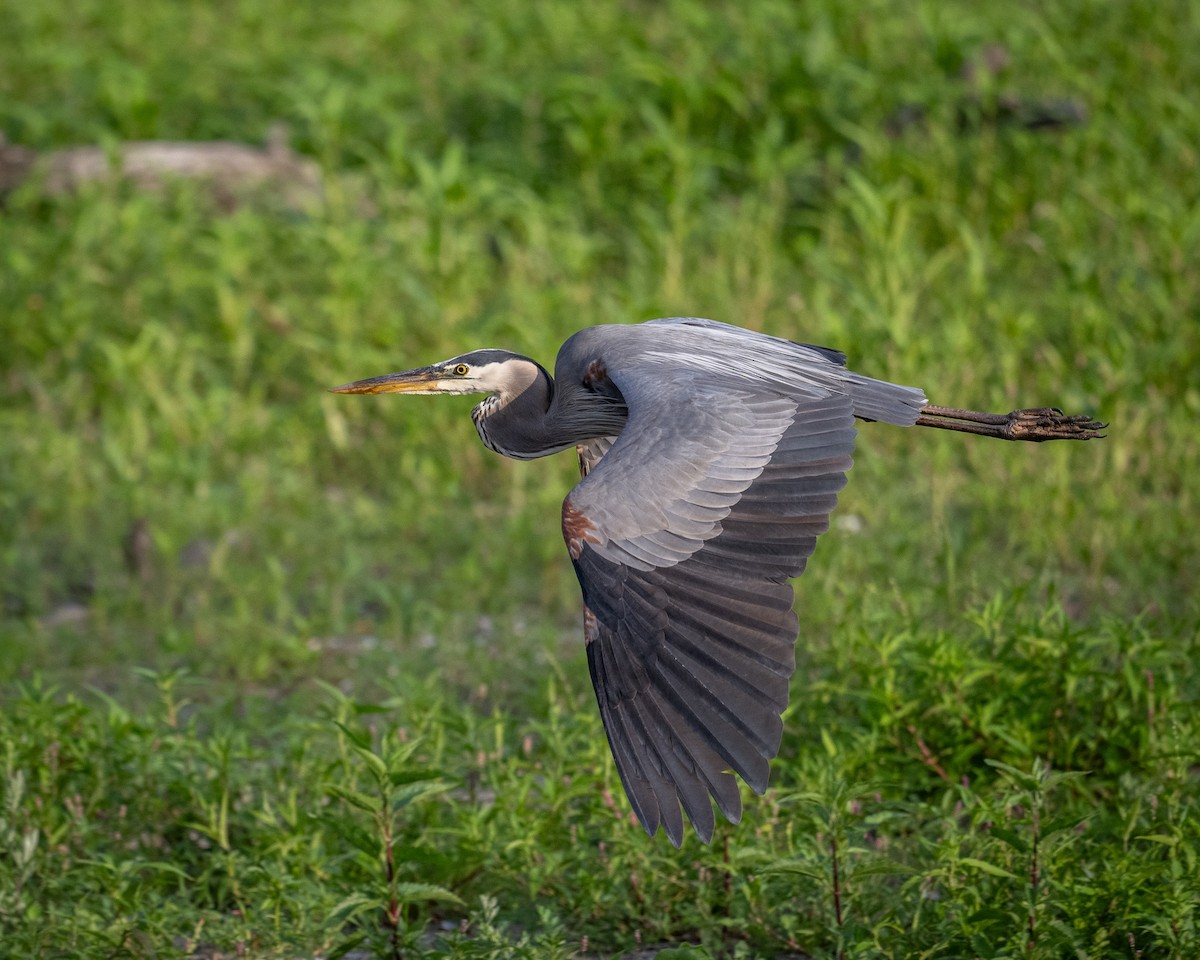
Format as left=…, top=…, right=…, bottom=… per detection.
left=1, top=0, right=1198, bottom=956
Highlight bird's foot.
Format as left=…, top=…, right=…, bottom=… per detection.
left=1001, top=407, right=1107, bottom=442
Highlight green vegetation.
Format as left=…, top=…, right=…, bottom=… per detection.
left=1, top=0, right=1198, bottom=956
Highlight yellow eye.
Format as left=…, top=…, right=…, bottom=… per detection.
left=454, top=364, right=469, bottom=376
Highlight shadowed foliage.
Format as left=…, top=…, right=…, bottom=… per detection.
left=1, top=0, right=1198, bottom=956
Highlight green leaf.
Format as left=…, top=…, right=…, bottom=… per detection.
left=983, top=759, right=1039, bottom=791
left=959, top=857, right=1019, bottom=880
left=848, top=857, right=916, bottom=879
left=328, top=784, right=382, bottom=814
left=389, top=766, right=446, bottom=787
left=759, top=861, right=824, bottom=880
left=350, top=701, right=391, bottom=715
left=392, top=780, right=452, bottom=810
left=1135, top=833, right=1178, bottom=846
left=351, top=744, right=389, bottom=781
left=386, top=739, right=423, bottom=768
left=391, top=882, right=463, bottom=906
left=333, top=720, right=371, bottom=751
left=328, top=893, right=382, bottom=925
left=970, top=931, right=1000, bottom=958
left=988, top=825, right=1029, bottom=854
left=326, top=935, right=369, bottom=960
left=334, top=822, right=381, bottom=857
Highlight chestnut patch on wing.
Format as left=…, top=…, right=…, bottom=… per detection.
left=582, top=359, right=609, bottom=390
left=562, top=498, right=603, bottom=559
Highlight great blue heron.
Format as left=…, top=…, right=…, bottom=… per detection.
left=330, top=317, right=1104, bottom=846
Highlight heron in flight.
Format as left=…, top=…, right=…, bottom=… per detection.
left=330, top=317, right=1104, bottom=846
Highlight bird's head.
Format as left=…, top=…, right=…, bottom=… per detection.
left=329, top=349, right=543, bottom=400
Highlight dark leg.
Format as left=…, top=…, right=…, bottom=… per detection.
left=915, top=404, right=1106, bottom=442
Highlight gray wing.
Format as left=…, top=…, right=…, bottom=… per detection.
left=561, top=350, right=861, bottom=845
left=646, top=315, right=849, bottom=367
left=639, top=316, right=925, bottom=425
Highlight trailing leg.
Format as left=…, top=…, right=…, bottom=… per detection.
left=914, top=404, right=1106, bottom=442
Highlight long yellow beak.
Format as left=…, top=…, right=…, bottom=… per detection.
left=328, top=367, right=442, bottom=395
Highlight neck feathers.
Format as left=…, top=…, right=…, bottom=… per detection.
left=472, top=362, right=562, bottom=459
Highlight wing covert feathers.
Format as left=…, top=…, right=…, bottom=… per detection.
left=566, top=388, right=857, bottom=845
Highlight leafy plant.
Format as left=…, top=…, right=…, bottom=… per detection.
left=1, top=0, right=1198, bottom=955
left=322, top=688, right=461, bottom=959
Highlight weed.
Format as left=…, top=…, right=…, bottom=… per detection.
left=1, top=0, right=1198, bottom=956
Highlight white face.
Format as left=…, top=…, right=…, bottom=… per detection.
left=437, top=358, right=535, bottom=398
left=435, top=359, right=510, bottom=394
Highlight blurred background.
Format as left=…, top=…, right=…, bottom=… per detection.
left=1, top=1, right=1197, bottom=956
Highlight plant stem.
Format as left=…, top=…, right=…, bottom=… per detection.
left=382, top=800, right=403, bottom=960
left=831, top=831, right=845, bottom=959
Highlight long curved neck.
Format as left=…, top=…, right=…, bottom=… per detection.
left=472, top=367, right=573, bottom=460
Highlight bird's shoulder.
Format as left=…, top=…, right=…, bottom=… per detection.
left=555, top=319, right=848, bottom=386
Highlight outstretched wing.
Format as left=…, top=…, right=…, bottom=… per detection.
left=561, top=343, right=862, bottom=846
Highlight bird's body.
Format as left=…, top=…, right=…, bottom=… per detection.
left=331, top=317, right=1103, bottom=846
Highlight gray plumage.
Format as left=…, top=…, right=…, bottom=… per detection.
left=330, top=316, right=1105, bottom=846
